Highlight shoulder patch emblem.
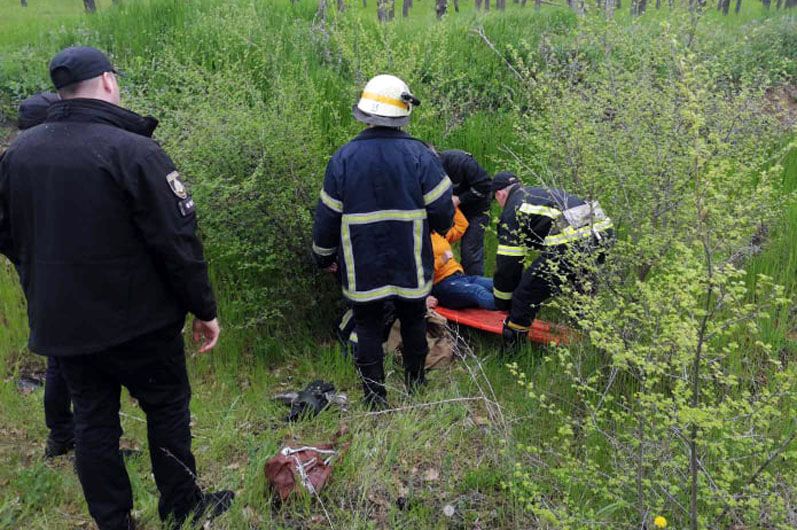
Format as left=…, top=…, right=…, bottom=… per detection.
left=166, top=171, right=188, bottom=199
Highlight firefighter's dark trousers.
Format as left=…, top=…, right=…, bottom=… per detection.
left=460, top=212, right=489, bottom=277
left=58, top=324, right=202, bottom=530
left=509, top=238, right=611, bottom=329
left=352, top=298, right=428, bottom=398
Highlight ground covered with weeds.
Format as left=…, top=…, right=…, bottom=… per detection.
left=1, top=322, right=544, bottom=529
left=2, top=1, right=797, bottom=529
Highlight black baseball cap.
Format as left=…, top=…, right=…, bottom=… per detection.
left=49, top=46, right=118, bottom=89
left=490, top=171, right=520, bottom=194
left=18, top=92, right=59, bottom=130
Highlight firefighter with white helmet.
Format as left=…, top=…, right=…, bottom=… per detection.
left=352, top=74, right=421, bottom=128
left=313, top=74, right=453, bottom=408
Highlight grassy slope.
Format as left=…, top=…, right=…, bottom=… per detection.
left=0, top=1, right=796, bottom=529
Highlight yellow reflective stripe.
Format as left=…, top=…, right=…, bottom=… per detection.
left=341, top=222, right=356, bottom=291
left=413, top=219, right=425, bottom=289
left=519, top=203, right=562, bottom=219
left=312, top=242, right=337, bottom=257
left=497, top=245, right=525, bottom=257
left=349, top=332, right=359, bottom=344
left=342, top=209, right=426, bottom=225
left=508, top=321, right=530, bottom=332
left=339, top=309, right=354, bottom=331
left=493, top=288, right=513, bottom=300
left=423, top=176, right=452, bottom=206
left=544, top=218, right=614, bottom=246
left=361, top=91, right=409, bottom=110
left=343, top=282, right=433, bottom=302
left=320, top=189, right=343, bottom=213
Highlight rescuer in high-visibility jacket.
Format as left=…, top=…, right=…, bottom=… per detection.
left=491, top=172, right=614, bottom=347
left=312, top=74, right=454, bottom=408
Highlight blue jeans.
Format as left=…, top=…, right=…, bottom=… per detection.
left=432, top=274, right=497, bottom=310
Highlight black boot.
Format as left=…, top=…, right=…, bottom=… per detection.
left=168, top=490, right=235, bottom=530
left=44, top=434, right=74, bottom=459
left=193, top=490, right=235, bottom=525
left=357, top=361, right=387, bottom=410
left=403, top=354, right=427, bottom=395
left=501, top=319, right=528, bottom=353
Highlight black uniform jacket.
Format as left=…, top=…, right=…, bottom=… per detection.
left=0, top=98, right=216, bottom=356
left=493, top=186, right=588, bottom=309
left=439, top=149, right=492, bottom=218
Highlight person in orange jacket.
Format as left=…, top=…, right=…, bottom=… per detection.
left=429, top=207, right=497, bottom=310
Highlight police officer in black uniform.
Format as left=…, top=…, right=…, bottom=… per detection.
left=14, top=91, right=77, bottom=458
left=438, top=149, right=492, bottom=276
left=0, top=47, right=233, bottom=530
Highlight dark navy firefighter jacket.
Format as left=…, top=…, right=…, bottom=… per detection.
left=493, top=185, right=614, bottom=308
left=312, top=127, right=455, bottom=303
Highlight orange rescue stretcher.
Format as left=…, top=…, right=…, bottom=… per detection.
left=433, top=306, right=574, bottom=345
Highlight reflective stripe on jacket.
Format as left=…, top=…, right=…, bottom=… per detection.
left=492, top=185, right=613, bottom=307
left=432, top=207, right=468, bottom=284
left=312, top=127, right=454, bottom=303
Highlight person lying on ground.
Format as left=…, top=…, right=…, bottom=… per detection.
left=430, top=206, right=497, bottom=311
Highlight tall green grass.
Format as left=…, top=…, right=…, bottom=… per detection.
left=0, top=1, right=796, bottom=527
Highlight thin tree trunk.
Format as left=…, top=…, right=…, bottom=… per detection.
left=485, top=0, right=490, bottom=9
left=454, top=0, right=460, bottom=11
left=403, top=0, right=412, bottom=16
left=436, top=0, right=447, bottom=16
left=476, top=0, right=482, bottom=8
left=83, top=0, right=97, bottom=12
left=734, top=0, right=741, bottom=12
left=20, top=0, right=28, bottom=6
left=337, top=0, right=345, bottom=11
left=377, top=0, right=394, bottom=20
left=762, top=0, right=770, bottom=8
left=497, top=0, right=506, bottom=8
left=721, top=0, right=730, bottom=15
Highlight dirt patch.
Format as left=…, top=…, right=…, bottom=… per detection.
left=764, top=84, right=797, bottom=128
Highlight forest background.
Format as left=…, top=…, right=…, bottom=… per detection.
left=1, top=0, right=796, bottom=528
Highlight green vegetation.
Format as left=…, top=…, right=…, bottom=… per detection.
left=1, top=1, right=796, bottom=528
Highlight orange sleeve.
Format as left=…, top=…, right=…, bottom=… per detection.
left=445, top=208, right=469, bottom=243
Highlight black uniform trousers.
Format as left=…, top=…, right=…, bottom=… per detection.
left=509, top=255, right=571, bottom=328
left=352, top=299, right=428, bottom=393
left=58, top=324, right=202, bottom=530
left=44, top=356, right=74, bottom=444
left=510, top=237, right=610, bottom=328
left=460, top=212, right=489, bottom=277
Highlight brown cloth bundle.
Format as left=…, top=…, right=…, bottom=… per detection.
left=265, top=427, right=350, bottom=501
left=385, top=309, right=456, bottom=369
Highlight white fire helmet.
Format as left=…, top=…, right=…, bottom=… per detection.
left=352, top=74, right=421, bottom=127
